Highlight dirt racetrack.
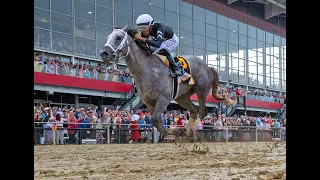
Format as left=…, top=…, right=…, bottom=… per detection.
left=34, top=142, right=286, bottom=180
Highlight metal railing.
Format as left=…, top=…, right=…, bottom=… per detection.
left=34, top=122, right=286, bottom=145
left=34, top=62, right=133, bottom=84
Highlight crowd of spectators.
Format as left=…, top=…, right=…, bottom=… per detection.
left=34, top=54, right=133, bottom=83
left=34, top=104, right=286, bottom=145
left=224, top=86, right=286, bottom=104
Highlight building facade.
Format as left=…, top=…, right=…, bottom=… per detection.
left=34, top=0, right=286, bottom=108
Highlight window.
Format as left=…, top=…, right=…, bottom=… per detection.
left=180, top=30, right=193, bottom=45
left=34, top=8, right=50, bottom=30
left=51, top=13, right=73, bottom=34
left=217, top=14, right=227, bottom=29
left=134, top=1, right=149, bottom=17
left=231, top=57, right=238, bottom=69
left=257, top=40, right=264, bottom=52
left=218, top=54, right=226, bottom=68
left=193, top=34, right=205, bottom=49
left=75, top=19, right=95, bottom=39
left=257, top=28, right=265, bottom=41
left=180, top=0, right=192, bottom=18
left=266, top=65, right=270, bottom=77
left=257, top=52, right=263, bottom=64
left=180, top=45, right=193, bottom=55
left=206, top=24, right=216, bottom=39
left=96, top=24, right=113, bottom=42
left=239, top=22, right=247, bottom=35
left=248, top=37, right=256, bottom=50
left=207, top=52, right=218, bottom=67
left=205, top=10, right=216, bottom=25
left=51, top=0, right=72, bottom=15
left=150, top=6, right=164, bottom=24
left=266, top=55, right=271, bottom=66
left=248, top=25, right=256, bottom=39
left=239, top=59, right=245, bottom=72
left=193, top=20, right=205, bottom=35
left=274, top=47, right=280, bottom=57
left=34, top=28, right=39, bottom=47
left=217, top=28, right=227, bottom=42
left=193, top=5, right=205, bottom=22
left=228, top=18, right=238, bottom=33
left=165, top=11, right=178, bottom=29
left=229, top=31, right=238, bottom=45
left=274, top=57, right=280, bottom=69
left=248, top=61, right=257, bottom=75
left=96, top=0, right=112, bottom=8
left=75, top=37, right=96, bottom=57
left=217, top=41, right=227, bottom=54
left=248, top=50, right=257, bottom=62
left=165, top=0, right=177, bottom=13
left=266, top=32, right=273, bottom=44
left=258, top=75, right=264, bottom=87
left=229, top=44, right=238, bottom=58
left=35, top=0, right=49, bottom=9
left=206, top=37, right=217, bottom=53
left=151, top=0, right=164, bottom=9
left=52, top=32, right=72, bottom=53
left=239, top=35, right=247, bottom=48
left=116, top=12, right=133, bottom=27
left=180, top=16, right=192, bottom=32
left=75, top=0, right=95, bottom=21
left=115, top=0, right=133, bottom=14
left=274, top=35, right=281, bottom=46
left=39, top=29, right=51, bottom=49
left=96, top=6, right=113, bottom=26
left=194, top=48, right=205, bottom=60
left=258, top=63, right=263, bottom=75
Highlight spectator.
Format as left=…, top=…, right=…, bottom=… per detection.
left=43, top=117, right=54, bottom=145
left=130, top=114, right=141, bottom=143
left=55, top=113, right=64, bottom=144
left=67, top=111, right=78, bottom=144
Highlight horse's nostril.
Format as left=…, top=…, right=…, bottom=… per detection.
left=100, top=51, right=108, bottom=57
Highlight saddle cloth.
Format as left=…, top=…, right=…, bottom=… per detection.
left=153, top=53, right=195, bottom=85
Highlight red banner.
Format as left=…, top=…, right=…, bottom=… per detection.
left=34, top=72, right=133, bottom=93
left=190, top=94, right=283, bottom=109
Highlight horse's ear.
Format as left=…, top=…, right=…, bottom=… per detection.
left=122, top=24, right=129, bottom=32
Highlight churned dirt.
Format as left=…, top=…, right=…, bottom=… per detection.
left=34, top=142, right=286, bottom=180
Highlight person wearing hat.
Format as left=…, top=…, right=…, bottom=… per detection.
left=130, top=114, right=141, bottom=143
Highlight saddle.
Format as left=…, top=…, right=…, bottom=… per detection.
left=153, top=53, right=194, bottom=85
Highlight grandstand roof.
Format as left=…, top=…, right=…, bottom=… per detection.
left=227, top=0, right=286, bottom=19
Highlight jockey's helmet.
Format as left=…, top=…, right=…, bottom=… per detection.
left=136, top=14, right=154, bottom=30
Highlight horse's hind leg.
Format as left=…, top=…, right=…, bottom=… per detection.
left=175, top=90, right=199, bottom=120
left=196, top=93, right=208, bottom=121
left=175, top=90, right=199, bottom=140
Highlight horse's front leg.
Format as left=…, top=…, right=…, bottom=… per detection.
left=149, top=97, right=171, bottom=137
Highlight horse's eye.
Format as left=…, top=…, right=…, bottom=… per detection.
left=116, top=36, right=121, bottom=41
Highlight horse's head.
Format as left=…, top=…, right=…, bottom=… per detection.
left=99, top=25, right=132, bottom=65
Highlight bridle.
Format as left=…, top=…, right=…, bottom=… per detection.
left=104, top=29, right=131, bottom=63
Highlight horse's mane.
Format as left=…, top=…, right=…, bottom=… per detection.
left=126, top=28, right=152, bottom=56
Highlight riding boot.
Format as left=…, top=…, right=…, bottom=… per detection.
left=158, top=49, right=182, bottom=77
left=167, top=54, right=183, bottom=77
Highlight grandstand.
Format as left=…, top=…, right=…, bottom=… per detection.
left=34, top=0, right=286, bottom=117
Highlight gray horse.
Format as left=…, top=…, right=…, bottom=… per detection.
left=100, top=26, right=234, bottom=138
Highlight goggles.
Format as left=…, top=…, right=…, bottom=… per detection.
left=137, top=25, right=149, bottom=31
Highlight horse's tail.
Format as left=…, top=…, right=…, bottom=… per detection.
left=210, top=67, right=234, bottom=105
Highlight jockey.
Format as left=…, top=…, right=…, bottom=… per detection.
left=134, top=14, right=182, bottom=77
